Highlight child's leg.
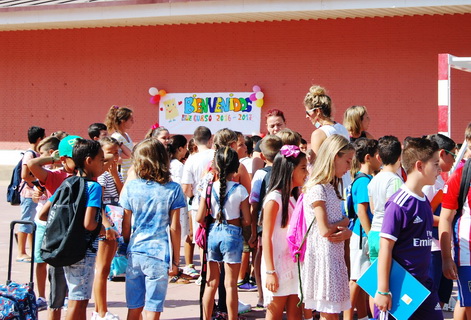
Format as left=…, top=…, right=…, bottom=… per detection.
left=320, top=312, right=339, bottom=320
left=266, top=296, right=289, bottom=320
left=203, top=261, right=220, bottom=320
left=285, top=294, right=302, bottom=320
left=224, top=262, right=241, bottom=320
left=127, top=307, right=143, bottom=320
left=254, top=238, right=263, bottom=306
left=93, top=239, right=118, bottom=316
left=36, top=262, right=47, bottom=299
left=144, top=310, right=161, bottom=320
left=65, top=300, right=88, bottom=320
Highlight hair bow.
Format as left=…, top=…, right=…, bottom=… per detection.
left=113, top=105, right=119, bottom=109
left=280, top=145, right=300, bottom=158
left=151, top=122, right=159, bottom=130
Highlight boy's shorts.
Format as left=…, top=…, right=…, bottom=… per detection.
left=368, top=230, right=380, bottom=263
left=34, top=221, right=46, bottom=263
left=349, top=232, right=370, bottom=280
left=19, top=197, right=37, bottom=233
left=457, top=266, right=471, bottom=306
left=64, top=256, right=96, bottom=300
left=126, top=253, right=169, bottom=312
left=242, top=226, right=253, bottom=253
left=190, top=210, right=198, bottom=244
left=207, top=223, right=243, bottom=264
left=180, top=208, right=190, bottom=240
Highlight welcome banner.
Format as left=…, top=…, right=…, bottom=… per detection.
left=158, top=92, right=262, bottom=134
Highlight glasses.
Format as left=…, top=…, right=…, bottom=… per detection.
left=445, top=149, right=457, bottom=159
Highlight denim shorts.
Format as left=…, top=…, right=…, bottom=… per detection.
left=126, top=253, right=169, bottom=312
left=64, top=255, right=96, bottom=300
left=34, top=221, right=46, bottom=263
left=207, top=223, right=243, bottom=264
left=19, top=197, right=37, bottom=233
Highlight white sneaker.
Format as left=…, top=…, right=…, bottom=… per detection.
left=91, top=311, right=120, bottom=320
left=238, top=300, right=252, bottom=314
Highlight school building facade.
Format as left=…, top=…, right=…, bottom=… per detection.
left=1, top=0, right=471, bottom=153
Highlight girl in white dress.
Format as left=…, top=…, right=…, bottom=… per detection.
left=262, top=145, right=308, bottom=320
left=302, top=135, right=354, bottom=320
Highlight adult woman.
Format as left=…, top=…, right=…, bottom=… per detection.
left=304, top=86, right=349, bottom=158
left=343, top=105, right=374, bottom=142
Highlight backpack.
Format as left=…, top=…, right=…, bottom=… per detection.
left=257, top=166, right=272, bottom=226
left=41, top=176, right=102, bottom=267
left=286, top=192, right=316, bottom=307
left=6, top=150, right=36, bottom=206
left=343, top=172, right=372, bottom=248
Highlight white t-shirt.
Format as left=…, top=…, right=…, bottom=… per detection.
left=170, top=159, right=184, bottom=184
left=181, top=149, right=215, bottom=192
left=368, top=171, right=404, bottom=232
left=206, top=180, right=248, bottom=220
left=240, top=157, right=253, bottom=175
left=319, top=123, right=349, bottom=140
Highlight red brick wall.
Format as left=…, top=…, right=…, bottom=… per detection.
left=1, top=13, right=470, bottom=148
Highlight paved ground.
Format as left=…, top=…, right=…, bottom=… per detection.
left=0, top=183, right=454, bottom=319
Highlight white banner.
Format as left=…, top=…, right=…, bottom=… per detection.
left=158, top=92, right=261, bottom=135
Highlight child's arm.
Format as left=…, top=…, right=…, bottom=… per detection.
left=195, top=196, right=207, bottom=224
left=327, top=226, right=352, bottom=243
left=439, top=208, right=458, bottom=280
left=182, top=184, right=193, bottom=199
left=313, top=200, right=349, bottom=237
left=27, top=156, right=55, bottom=184
left=374, top=237, right=394, bottom=312
left=108, top=161, right=124, bottom=194
left=248, top=202, right=259, bottom=247
left=262, top=199, right=279, bottom=293
left=237, top=165, right=252, bottom=194
left=38, top=201, right=52, bottom=221
left=169, top=208, right=181, bottom=276
left=119, top=142, right=132, bottom=159
left=122, top=209, right=132, bottom=243
left=240, top=198, right=251, bottom=227
left=357, top=202, right=371, bottom=234
left=84, top=206, right=101, bottom=232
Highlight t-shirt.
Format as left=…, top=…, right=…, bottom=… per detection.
left=442, top=166, right=471, bottom=266
left=319, top=123, right=349, bottom=140
left=20, top=149, right=39, bottom=198
left=111, top=132, right=133, bottom=181
left=380, top=185, right=433, bottom=283
left=98, top=171, right=123, bottom=205
left=170, top=159, right=184, bottom=184
left=368, top=171, right=404, bottom=232
left=43, top=169, right=71, bottom=198
left=423, top=175, right=445, bottom=251
left=249, top=167, right=270, bottom=204
left=205, top=181, right=248, bottom=220
left=240, top=157, right=253, bottom=175
left=181, top=149, right=215, bottom=191
left=119, top=179, right=186, bottom=262
left=351, top=173, right=373, bottom=236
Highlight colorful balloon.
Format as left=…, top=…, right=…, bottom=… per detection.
left=252, top=85, right=261, bottom=92
left=159, top=89, right=167, bottom=97
left=151, top=95, right=161, bottom=104
left=149, top=87, right=159, bottom=96
left=250, top=93, right=257, bottom=101
left=256, top=99, right=264, bottom=108
left=255, top=91, right=264, bottom=99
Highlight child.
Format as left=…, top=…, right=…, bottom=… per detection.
left=29, top=134, right=81, bottom=319
left=302, top=134, right=354, bottom=320
left=343, top=105, right=374, bottom=142
left=249, top=135, right=282, bottom=307
left=31, top=136, right=60, bottom=311
left=276, top=128, right=302, bottom=146
left=375, top=137, right=443, bottom=319
left=423, top=134, right=456, bottom=308
left=120, top=138, right=184, bottom=319
left=105, top=105, right=134, bottom=181
left=196, top=147, right=251, bottom=320
left=262, top=145, right=307, bottom=319
left=440, top=122, right=471, bottom=318
left=367, top=136, right=403, bottom=263
left=88, top=123, right=108, bottom=141
left=145, top=124, right=171, bottom=146
left=92, top=137, right=123, bottom=320
left=181, top=126, right=213, bottom=278
left=347, top=138, right=381, bottom=320
left=18, top=126, right=45, bottom=262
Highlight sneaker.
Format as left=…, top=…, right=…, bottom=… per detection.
left=238, top=300, right=252, bottom=314
left=237, top=281, right=257, bottom=292
left=182, top=264, right=199, bottom=279
left=62, top=297, right=68, bottom=310
left=36, top=297, right=47, bottom=311
left=195, top=275, right=203, bottom=286
left=91, top=311, right=120, bottom=320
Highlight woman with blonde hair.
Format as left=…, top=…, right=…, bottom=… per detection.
left=343, top=105, right=374, bottom=142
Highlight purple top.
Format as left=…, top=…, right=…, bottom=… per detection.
left=380, top=185, right=433, bottom=284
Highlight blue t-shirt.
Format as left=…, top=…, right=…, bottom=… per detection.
left=352, top=173, right=373, bottom=236
left=120, top=179, right=186, bottom=263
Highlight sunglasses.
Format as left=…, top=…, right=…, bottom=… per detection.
left=445, top=149, right=457, bottom=159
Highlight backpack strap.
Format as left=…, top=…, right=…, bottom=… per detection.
left=350, top=172, right=372, bottom=249
left=456, top=159, right=471, bottom=220
left=18, top=150, right=38, bottom=193
left=211, top=183, right=239, bottom=223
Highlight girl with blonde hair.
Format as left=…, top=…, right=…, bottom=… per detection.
left=343, top=105, right=374, bottom=142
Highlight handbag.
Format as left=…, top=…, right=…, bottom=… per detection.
left=195, top=181, right=213, bottom=249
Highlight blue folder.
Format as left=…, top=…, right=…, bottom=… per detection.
left=357, top=259, right=430, bottom=320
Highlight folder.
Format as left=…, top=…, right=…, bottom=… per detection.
left=357, top=259, right=431, bottom=319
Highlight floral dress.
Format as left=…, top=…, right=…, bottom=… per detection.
left=302, top=183, right=350, bottom=313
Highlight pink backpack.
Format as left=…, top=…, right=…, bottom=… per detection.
left=286, top=193, right=315, bottom=263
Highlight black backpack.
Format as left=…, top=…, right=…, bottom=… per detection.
left=6, top=150, right=36, bottom=205
left=41, top=176, right=102, bottom=267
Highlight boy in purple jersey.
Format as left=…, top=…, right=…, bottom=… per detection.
left=374, top=137, right=443, bottom=319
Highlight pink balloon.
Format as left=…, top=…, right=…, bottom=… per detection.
left=249, top=93, right=257, bottom=101
left=252, top=85, right=261, bottom=92
left=151, top=95, right=161, bottom=104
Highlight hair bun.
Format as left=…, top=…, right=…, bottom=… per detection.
left=309, top=85, right=326, bottom=96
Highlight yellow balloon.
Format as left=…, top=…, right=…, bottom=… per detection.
left=159, top=89, right=167, bottom=97
left=255, top=99, right=264, bottom=108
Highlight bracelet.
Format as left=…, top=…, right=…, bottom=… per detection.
left=172, top=262, right=179, bottom=267
left=105, top=227, right=112, bottom=231
left=377, top=291, right=392, bottom=296
left=265, top=270, right=276, bottom=275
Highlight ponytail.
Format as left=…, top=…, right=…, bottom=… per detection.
left=214, top=146, right=239, bottom=222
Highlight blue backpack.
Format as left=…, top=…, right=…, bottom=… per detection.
left=6, top=150, right=36, bottom=206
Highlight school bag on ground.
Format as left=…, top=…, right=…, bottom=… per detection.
left=6, top=150, right=36, bottom=206
left=0, top=220, right=38, bottom=320
left=286, top=192, right=316, bottom=306
left=40, top=176, right=102, bottom=267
